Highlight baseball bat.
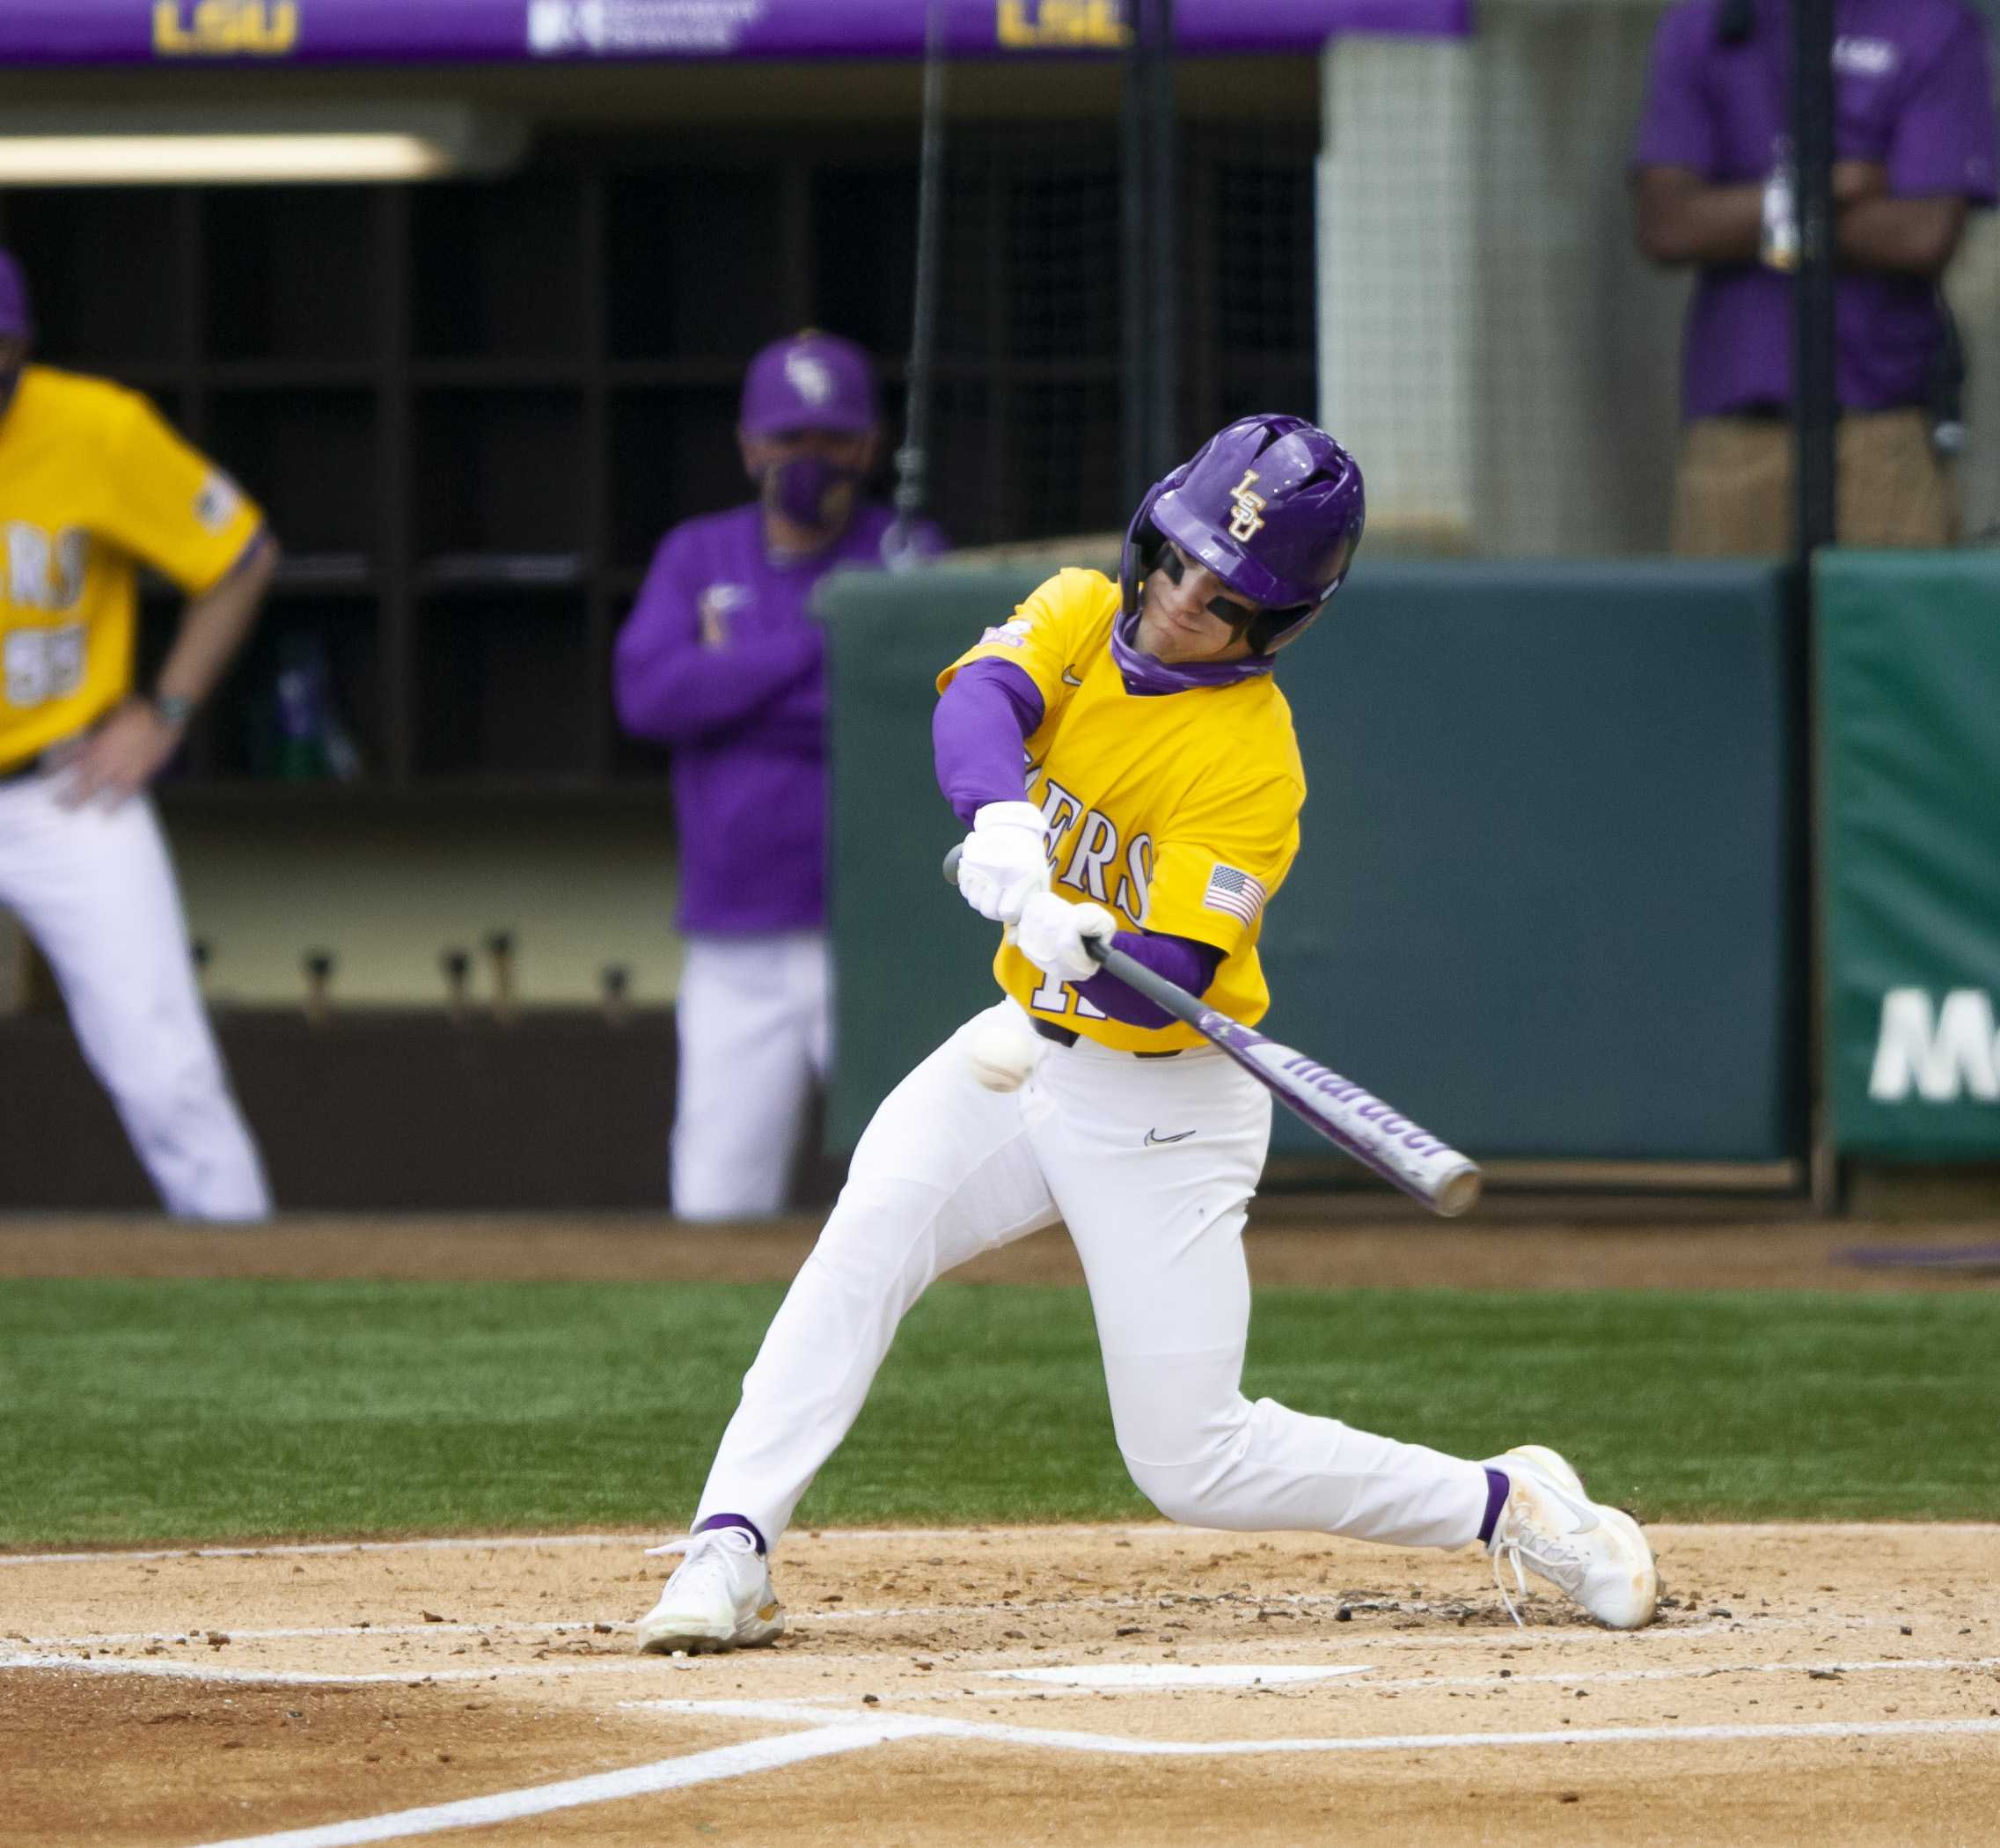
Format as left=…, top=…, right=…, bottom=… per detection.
left=942, top=845, right=1481, bottom=1217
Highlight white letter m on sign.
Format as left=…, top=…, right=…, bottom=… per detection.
left=1868, top=988, right=2000, bottom=1103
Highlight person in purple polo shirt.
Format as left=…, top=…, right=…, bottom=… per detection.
left=613, top=331, right=946, bottom=1221
left=1631, top=0, right=1997, bottom=553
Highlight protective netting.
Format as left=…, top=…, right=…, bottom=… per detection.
left=1319, top=0, right=2000, bottom=555
left=904, top=102, right=1320, bottom=553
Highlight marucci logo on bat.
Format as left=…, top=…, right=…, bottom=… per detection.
left=1211, top=1023, right=1459, bottom=1159
left=1264, top=1052, right=1456, bottom=1155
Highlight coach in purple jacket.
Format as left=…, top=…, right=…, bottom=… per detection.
left=613, top=332, right=945, bottom=1221
left=1631, top=0, right=1996, bottom=554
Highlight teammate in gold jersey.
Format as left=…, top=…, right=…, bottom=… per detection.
left=632, top=415, right=1658, bottom=1650
left=0, top=248, right=277, bottom=1219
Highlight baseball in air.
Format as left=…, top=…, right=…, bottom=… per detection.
left=966, top=1018, right=1044, bottom=1092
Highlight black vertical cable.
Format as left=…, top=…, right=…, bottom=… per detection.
left=890, top=0, right=947, bottom=568
left=1791, top=0, right=1837, bottom=557
left=1791, top=0, right=1841, bottom=1209
left=1146, top=0, right=1179, bottom=479
left=1120, top=1, right=1152, bottom=510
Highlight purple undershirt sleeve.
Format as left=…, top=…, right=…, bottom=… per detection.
left=933, top=656, right=1045, bottom=824
left=1077, top=930, right=1223, bottom=1029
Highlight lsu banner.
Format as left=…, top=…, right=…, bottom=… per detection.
left=1, top=0, right=1470, bottom=63
left=1819, top=551, right=2000, bottom=1157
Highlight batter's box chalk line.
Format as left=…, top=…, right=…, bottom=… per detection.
left=179, top=1693, right=2000, bottom=1848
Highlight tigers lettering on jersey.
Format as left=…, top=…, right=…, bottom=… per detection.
left=940, top=565, right=1304, bottom=1053
left=1037, top=775, right=1154, bottom=920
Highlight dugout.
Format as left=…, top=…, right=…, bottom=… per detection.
left=2, top=3, right=1996, bottom=1206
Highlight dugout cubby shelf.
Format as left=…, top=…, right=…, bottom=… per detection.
left=209, top=387, right=379, bottom=560
left=204, top=187, right=380, bottom=364
left=0, top=121, right=1316, bottom=803
left=412, top=586, right=597, bottom=780
left=409, top=174, right=588, bottom=363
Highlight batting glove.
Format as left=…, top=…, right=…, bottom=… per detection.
left=956, top=801, right=1051, bottom=924
left=1015, top=891, right=1118, bottom=983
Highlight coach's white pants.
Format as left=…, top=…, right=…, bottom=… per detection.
left=670, top=930, right=832, bottom=1221
left=697, top=1001, right=1490, bottom=1551
left=0, top=776, right=270, bottom=1221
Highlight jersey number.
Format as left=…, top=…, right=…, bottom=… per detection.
left=1028, top=970, right=1108, bottom=1019
left=4, top=625, right=87, bottom=709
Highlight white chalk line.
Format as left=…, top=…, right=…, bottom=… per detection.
left=760, top=1653, right=2000, bottom=1708
left=18, top=1619, right=591, bottom=1647
left=0, top=1649, right=645, bottom=1687
left=186, top=1716, right=936, bottom=1848
left=177, top=1690, right=2000, bottom=1848
left=643, top=1694, right=2000, bottom=1760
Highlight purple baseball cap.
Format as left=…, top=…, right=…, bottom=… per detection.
left=740, top=330, right=879, bottom=436
left=0, top=249, right=32, bottom=342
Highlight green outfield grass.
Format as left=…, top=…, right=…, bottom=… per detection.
left=0, top=1280, right=1995, bottom=1547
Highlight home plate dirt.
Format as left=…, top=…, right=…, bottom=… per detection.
left=5, top=1523, right=1997, bottom=1846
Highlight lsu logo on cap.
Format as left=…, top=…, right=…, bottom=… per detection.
left=783, top=350, right=837, bottom=409
left=1227, top=469, right=1267, bottom=542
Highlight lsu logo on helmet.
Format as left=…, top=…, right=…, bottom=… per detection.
left=1227, top=469, right=1268, bottom=542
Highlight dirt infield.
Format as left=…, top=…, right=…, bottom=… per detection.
left=3, top=1210, right=1998, bottom=1291
left=5, top=1523, right=1998, bottom=1846
left=5, top=1213, right=1996, bottom=1844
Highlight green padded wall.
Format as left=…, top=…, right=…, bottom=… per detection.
left=1819, top=550, right=2000, bottom=1158
left=819, top=560, right=1801, bottom=1166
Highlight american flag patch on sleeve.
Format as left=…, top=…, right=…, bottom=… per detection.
left=1202, top=863, right=1268, bottom=927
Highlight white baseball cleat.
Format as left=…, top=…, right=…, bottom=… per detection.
left=1484, top=1444, right=1659, bottom=1631
left=634, top=1526, right=786, bottom=1655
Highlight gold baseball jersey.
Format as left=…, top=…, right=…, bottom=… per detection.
left=0, top=364, right=265, bottom=769
left=938, top=566, right=1304, bottom=1053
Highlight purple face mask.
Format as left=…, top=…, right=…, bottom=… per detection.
left=766, top=454, right=860, bottom=531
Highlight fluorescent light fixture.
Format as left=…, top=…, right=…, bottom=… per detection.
left=0, top=105, right=524, bottom=186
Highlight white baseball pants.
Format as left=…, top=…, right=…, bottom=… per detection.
left=670, top=930, right=832, bottom=1221
left=696, top=1000, right=1491, bottom=1551
left=0, top=774, right=270, bottom=1221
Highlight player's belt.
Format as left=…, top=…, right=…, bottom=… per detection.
left=1030, top=1016, right=1181, bottom=1059
left=0, top=752, right=45, bottom=785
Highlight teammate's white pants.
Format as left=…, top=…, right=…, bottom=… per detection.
left=670, top=930, right=832, bottom=1221
left=0, top=775, right=270, bottom=1221
left=697, top=1001, right=1491, bottom=1551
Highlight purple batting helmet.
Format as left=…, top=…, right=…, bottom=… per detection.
left=1121, top=413, right=1365, bottom=655
left=740, top=329, right=879, bottom=436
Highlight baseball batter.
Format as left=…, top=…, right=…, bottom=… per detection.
left=634, top=414, right=1658, bottom=1648
left=0, top=249, right=275, bottom=1219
